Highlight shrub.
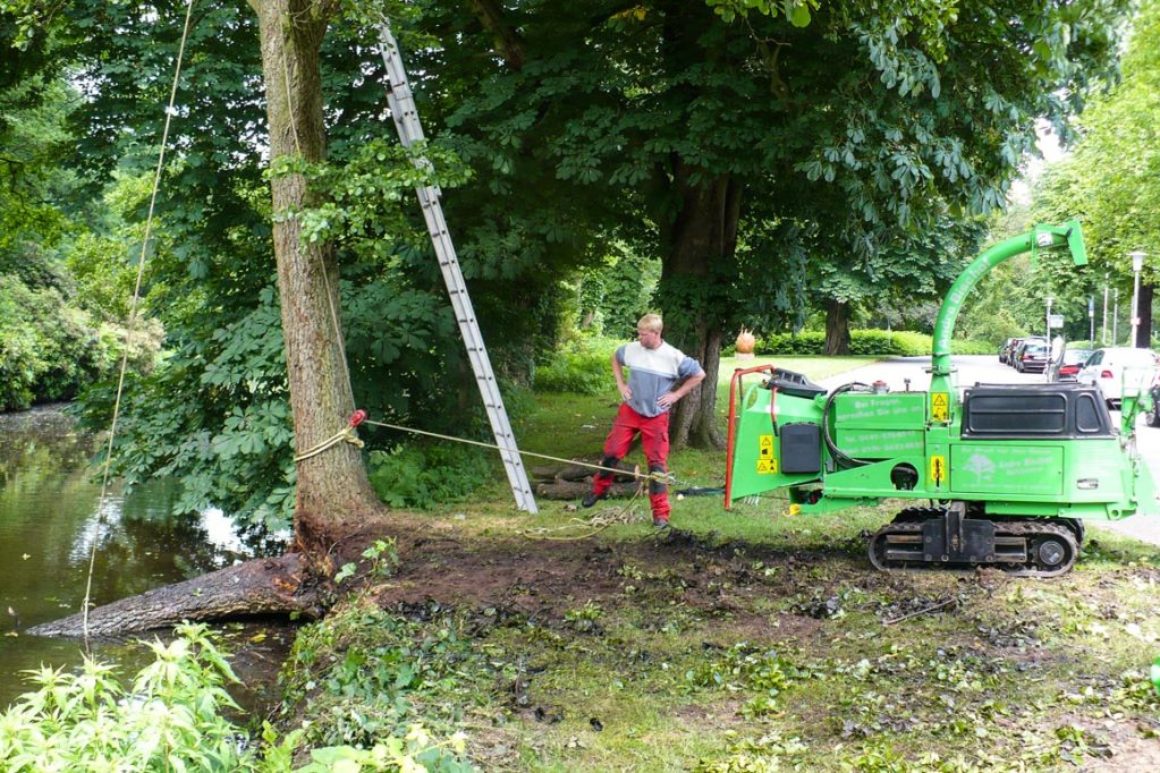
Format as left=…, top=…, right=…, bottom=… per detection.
left=534, top=337, right=618, bottom=394
left=0, top=622, right=471, bottom=772
left=757, top=329, right=993, bottom=356
left=368, top=443, right=493, bottom=509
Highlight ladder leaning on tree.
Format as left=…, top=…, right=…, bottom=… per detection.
left=377, top=21, right=539, bottom=514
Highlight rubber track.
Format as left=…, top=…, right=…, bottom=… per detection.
left=868, top=511, right=1079, bottom=578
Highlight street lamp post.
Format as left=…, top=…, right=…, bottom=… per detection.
left=1044, top=296, right=1053, bottom=382
left=1102, top=274, right=1109, bottom=345
left=1089, top=296, right=1095, bottom=347
left=1114, top=288, right=1120, bottom=345
left=1129, top=251, right=1147, bottom=348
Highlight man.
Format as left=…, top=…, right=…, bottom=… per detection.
left=582, top=313, right=706, bottom=527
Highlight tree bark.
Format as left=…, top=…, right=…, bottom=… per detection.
left=27, top=555, right=321, bottom=637
left=254, top=0, right=387, bottom=570
left=824, top=299, right=851, bottom=355
left=660, top=165, right=741, bottom=450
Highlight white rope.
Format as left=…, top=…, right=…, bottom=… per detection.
left=82, top=0, right=197, bottom=644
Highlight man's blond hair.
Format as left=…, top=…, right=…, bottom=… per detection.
left=637, top=313, right=663, bottom=333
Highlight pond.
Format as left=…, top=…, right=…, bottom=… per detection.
left=0, top=405, right=294, bottom=711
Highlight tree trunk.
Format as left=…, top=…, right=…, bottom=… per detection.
left=254, top=0, right=386, bottom=570
left=27, top=555, right=321, bottom=637
left=1135, top=283, right=1153, bottom=348
left=660, top=165, right=741, bottom=450
left=824, top=299, right=851, bottom=355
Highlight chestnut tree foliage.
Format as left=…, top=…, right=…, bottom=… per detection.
left=0, top=0, right=1131, bottom=527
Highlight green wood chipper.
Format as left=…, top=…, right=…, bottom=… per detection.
left=725, top=221, right=1158, bottom=576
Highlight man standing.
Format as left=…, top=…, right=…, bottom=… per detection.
left=583, top=314, right=706, bottom=527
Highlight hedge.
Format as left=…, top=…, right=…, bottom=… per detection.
left=756, top=329, right=993, bottom=356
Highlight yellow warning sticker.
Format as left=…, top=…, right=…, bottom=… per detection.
left=930, top=392, right=950, bottom=422
left=929, top=454, right=946, bottom=484
left=756, top=435, right=777, bottom=474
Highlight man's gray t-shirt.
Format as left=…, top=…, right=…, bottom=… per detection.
left=616, top=341, right=704, bottom=418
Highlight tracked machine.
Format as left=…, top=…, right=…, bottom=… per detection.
left=725, top=222, right=1158, bottom=577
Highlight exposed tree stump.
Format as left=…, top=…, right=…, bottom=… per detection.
left=27, top=554, right=323, bottom=638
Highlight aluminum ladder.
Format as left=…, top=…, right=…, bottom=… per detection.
left=377, top=23, right=538, bottom=513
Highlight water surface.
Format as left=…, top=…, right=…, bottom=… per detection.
left=0, top=406, right=292, bottom=710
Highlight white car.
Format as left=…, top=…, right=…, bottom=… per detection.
left=1075, top=347, right=1159, bottom=408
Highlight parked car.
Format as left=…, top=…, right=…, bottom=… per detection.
left=1075, top=347, right=1159, bottom=408
left=1047, top=346, right=1094, bottom=382
left=998, top=337, right=1019, bottom=364
left=1012, top=339, right=1049, bottom=373
left=1000, top=337, right=1024, bottom=366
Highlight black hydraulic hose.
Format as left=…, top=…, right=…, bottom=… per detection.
left=821, top=382, right=874, bottom=469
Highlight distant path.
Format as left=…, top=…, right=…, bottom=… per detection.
left=814, top=354, right=1160, bottom=548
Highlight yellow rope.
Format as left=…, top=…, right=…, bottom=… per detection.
left=82, top=0, right=197, bottom=644
left=294, top=425, right=365, bottom=462
left=520, top=487, right=647, bottom=541
left=361, top=418, right=677, bottom=486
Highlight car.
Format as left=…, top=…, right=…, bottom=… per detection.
left=1048, top=346, right=1094, bottom=382
left=1012, top=339, right=1049, bottom=373
left=998, top=337, right=1019, bottom=364
left=1075, top=346, right=1159, bottom=408
left=1000, top=337, right=1024, bottom=366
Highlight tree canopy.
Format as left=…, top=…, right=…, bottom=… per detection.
left=0, top=0, right=1136, bottom=526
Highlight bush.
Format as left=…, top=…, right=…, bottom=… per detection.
left=0, top=622, right=471, bottom=772
left=534, top=337, right=618, bottom=394
left=368, top=443, right=494, bottom=509
left=757, top=329, right=993, bottom=356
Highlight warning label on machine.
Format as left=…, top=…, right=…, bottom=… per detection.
left=757, top=434, right=778, bottom=474
left=930, top=392, right=950, bottom=422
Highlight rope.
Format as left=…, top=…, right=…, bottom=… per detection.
left=360, top=416, right=678, bottom=486
left=521, top=486, right=647, bottom=541
left=82, top=0, right=197, bottom=644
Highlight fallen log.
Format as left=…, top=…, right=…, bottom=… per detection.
left=27, top=553, right=323, bottom=638
left=535, top=480, right=642, bottom=500
left=531, top=461, right=642, bottom=483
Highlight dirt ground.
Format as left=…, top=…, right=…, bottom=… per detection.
left=323, top=511, right=1160, bottom=770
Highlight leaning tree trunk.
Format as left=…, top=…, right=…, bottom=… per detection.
left=254, top=0, right=386, bottom=570
left=824, top=299, right=851, bottom=355
left=660, top=165, right=742, bottom=450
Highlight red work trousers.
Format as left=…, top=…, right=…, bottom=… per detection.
left=591, top=403, right=672, bottom=521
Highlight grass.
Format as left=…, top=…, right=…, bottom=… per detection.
left=275, top=356, right=1160, bottom=771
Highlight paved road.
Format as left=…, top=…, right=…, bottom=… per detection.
left=815, top=354, right=1160, bottom=547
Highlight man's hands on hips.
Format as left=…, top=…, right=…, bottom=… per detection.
left=657, top=391, right=678, bottom=408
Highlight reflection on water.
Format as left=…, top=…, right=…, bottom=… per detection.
left=0, top=405, right=291, bottom=710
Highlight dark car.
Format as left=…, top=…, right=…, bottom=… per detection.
left=1013, top=340, right=1049, bottom=373
left=1048, top=347, right=1094, bottom=382
left=999, top=337, right=1019, bottom=364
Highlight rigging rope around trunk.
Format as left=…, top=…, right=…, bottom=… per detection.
left=349, top=411, right=679, bottom=486
left=80, top=0, right=197, bottom=645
